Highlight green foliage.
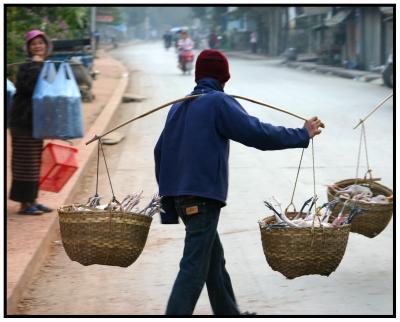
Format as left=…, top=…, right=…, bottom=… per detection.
left=125, top=7, right=145, bottom=26
left=6, top=6, right=89, bottom=65
left=123, top=7, right=193, bottom=29
left=191, top=7, right=208, bottom=19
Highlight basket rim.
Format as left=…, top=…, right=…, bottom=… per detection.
left=259, top=213, right=351, bottom=232
left=57, top=204, right=153, bottom=220
left=327, top=178, right=393, bottom=202
left=327, top=179, right=393, bottom=211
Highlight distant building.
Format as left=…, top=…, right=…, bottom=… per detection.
left=225, top=7, right=287, bottom=55
left=288, top=6, right=331, bottom=55
left=289, top=6, right=393, bottom=70
left=219, top=6, right=393, bottom=71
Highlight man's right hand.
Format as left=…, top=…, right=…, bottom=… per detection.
left=303, top=116, right=325, bottom=138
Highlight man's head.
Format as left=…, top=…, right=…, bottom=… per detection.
left=180, top=30, right=189, bottom=39
left=195, top=49, right=230, bottom=85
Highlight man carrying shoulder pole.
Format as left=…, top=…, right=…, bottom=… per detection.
left=154, top=49, right=324, bottom=315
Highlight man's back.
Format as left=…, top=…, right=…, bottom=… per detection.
left=154, top=77, right=310, bottom=204
left=154, top=49, right=324, bottom=316
left=155, top=79, right=229, bottom=203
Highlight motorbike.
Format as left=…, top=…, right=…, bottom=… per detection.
left=49, top=38, right=95, bottom=102
left=178, top=49, right=195, bottom=75
left=283, top=47, right=298, bottom=62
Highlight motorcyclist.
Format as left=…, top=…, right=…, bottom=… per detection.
left=163, top=29, right=172, bottom=50
left=177, top=30, right=194, bottom=68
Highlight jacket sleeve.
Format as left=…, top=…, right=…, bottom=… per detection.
left=154, top=130, right=164, bottom=184
left=216, top=95, right=310, bottom=151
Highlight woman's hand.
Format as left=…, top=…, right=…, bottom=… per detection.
left=31, top=55, right=44, bottom=62
left=303, top=116, right=325, bottom=138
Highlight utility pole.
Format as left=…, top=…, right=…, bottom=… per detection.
left=91, top=7, right=97, bottom=55
left=145, top=16, right=149, bottom=40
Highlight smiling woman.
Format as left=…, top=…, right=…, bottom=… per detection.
left=24, top=29, right=52, bottom=59
left=8, top=29, right=54, bottom=215
left=28, top=37, right=47, bottom=59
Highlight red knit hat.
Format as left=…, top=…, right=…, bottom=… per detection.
left=195, top=49, right=230, bottom=84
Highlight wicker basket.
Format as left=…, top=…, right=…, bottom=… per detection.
left=259, top=212, right=351, bottom=279
left=58, top=205, right=152, bottom=267
left=327, top=179, right=393, bottom=238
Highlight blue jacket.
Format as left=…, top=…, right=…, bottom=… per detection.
left=154, top=78, right=310, bottom=205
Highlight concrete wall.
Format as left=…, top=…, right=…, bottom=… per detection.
left=362, top=8, right=382, bottom=70
left=382, top=19, right=393, bottom=62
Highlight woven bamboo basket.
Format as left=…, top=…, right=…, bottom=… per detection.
left=58, top=205, right=152, bottom=267
left=327, top=179, right=393, bottom=238
left=259, top=212, right=351, bottom=279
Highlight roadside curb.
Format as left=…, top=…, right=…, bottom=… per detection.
left=285, top=61, right=382, bottom=83
left=225, top=50, right=276, bottom=61
left=6, top=57, right=129, bottom=315
left=225, top=51, right=382, bottom=84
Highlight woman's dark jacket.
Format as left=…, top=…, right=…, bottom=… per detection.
left=9, top=62, right=43, bottom=135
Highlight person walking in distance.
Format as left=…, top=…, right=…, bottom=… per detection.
left=154, top=49, right=324, bottom=315
left=250, top=31, right=258, bottom=54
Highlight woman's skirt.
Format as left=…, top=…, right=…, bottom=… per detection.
left=10, top=130, right=43, bottom=203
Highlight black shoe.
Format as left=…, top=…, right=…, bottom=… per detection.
left=18, top=205, right=44, bottom=215
left=241, top=311, right=257, bottom=315
left=35, top=204, right=53, bottom=213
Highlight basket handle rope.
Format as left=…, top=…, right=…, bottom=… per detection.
left=285, top=140, right=318, bottom=213
left=308, top=139, right=318, bottom=240
left=354, top=121, right=375, bottom=186
left=309, top=140, right=319, bottom=246
left=311, top=138, right=317, bottom=215
left=285, top=148, right=304, bottom=215
left=91, top=136, right=120, bottom=205
left=95, top=137, right=101, bottom=198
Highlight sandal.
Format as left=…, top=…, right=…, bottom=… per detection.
left=18, top=206, right=44, bottom=215
left=35, top=204, right=54, bottom=213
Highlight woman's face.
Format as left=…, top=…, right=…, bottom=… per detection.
left=28, top=36, right=47, bottom=58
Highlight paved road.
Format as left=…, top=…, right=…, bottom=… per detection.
left=16, top=42, right=393, bottom=315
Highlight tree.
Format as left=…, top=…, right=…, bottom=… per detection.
left=6, top=6, right=89, bottom=65
left=211, top=7, right=229, bottom=31
left=191, top=7, right=207, bottom=19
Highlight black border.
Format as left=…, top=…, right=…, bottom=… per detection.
left=4, top=2, right=396, bottom=318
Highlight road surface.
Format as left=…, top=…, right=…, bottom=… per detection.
left=16, top=42, right=393, bottom=315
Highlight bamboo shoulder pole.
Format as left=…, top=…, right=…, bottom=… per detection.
left=85, top=94, right=204, bottom=145
left=7, top=60, right=82, bottom=67
left=353, top=93, right=393, bottom=129
left=85, top=94, right=309, bottom=145
left=231, top=95, right=307, bottom=121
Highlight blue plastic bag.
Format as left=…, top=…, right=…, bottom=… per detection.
left=6, top=79, right=16, bottom=128
left=32, top=60, right=57, bottom=98
left=32, top=62, right=84, bottom=139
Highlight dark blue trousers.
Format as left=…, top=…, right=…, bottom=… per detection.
left=166, top=196, right=240, bottom=315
